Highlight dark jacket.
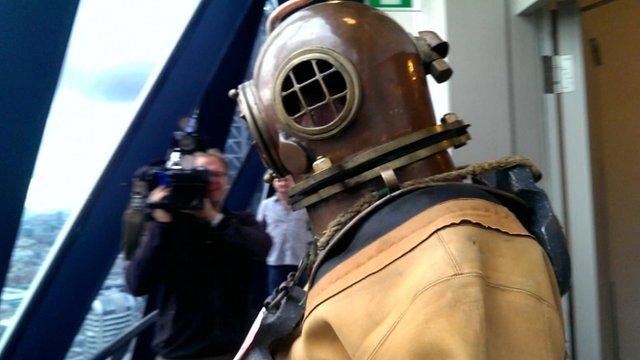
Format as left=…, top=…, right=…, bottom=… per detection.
left=126, top=210, right=271, bottom=358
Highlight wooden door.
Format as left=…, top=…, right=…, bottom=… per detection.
left=581, top=0, right=640, bottom=358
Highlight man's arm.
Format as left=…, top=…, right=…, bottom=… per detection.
left=125, top=221, right=172, bottom=296
left=125, top=187, right=173, bottom=296
left=214, top=213, right=271, bottom=260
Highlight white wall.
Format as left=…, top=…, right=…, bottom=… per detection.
left=384, top=0, right=549, bottom=167
left=440, top=0, right=547, bottom=173
left=444, top=0, right=514, bottom=165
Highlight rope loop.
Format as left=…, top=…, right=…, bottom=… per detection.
left=315, top=155, right=540, bottom=251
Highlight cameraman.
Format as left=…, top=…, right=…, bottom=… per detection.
left=126, top=149, right=271, bottom=360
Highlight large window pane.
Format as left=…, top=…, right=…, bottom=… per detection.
left=65, top=2, right=274, bottom=358
left=0, top=0, right=200, bottom=342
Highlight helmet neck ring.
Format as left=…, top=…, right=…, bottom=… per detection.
left=288, top=119, right=470, bottom=210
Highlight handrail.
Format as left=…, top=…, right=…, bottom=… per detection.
left=90, top=310, right=158, bottom=360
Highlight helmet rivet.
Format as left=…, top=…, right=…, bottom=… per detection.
left=440, top=113, right=460, bottom=125
left=263, top=170, right=277, bottom=183
left=312, top=156, right=333, bottom=174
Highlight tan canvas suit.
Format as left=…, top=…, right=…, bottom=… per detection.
left=282, top=198, right=566, bottom=359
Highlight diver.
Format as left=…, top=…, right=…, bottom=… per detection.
left=232, top=1, right=570, bottom=358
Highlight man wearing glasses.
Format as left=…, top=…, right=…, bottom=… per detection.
left=126, top=149, right=271, bottom=360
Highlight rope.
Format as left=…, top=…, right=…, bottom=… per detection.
left=315, top=155, right=540, bottom=250
left=315, top=191, right=380, bottom=250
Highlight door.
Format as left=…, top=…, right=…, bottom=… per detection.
left=581, top=0, right=640, bottom=358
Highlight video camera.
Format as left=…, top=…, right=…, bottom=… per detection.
left=132, top=110, right=210, bottom=212
left=123, top=111, right=212, bottom=259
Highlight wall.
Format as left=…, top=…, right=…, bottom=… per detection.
left=444, top=0, right=548, bottom=175
left=385, top=0, right=548, bottom=169
left=445, top=0, right=514, bottom=164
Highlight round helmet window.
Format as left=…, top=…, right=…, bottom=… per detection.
left=276, top=48, right=361, bottom=139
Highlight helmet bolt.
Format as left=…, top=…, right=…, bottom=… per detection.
left=440, top=113, right=460, bottom=125
left=429, top=59, right=452, bottom=83
left=312, top=156, right=333, bottom=174
left=263, top=170, right=277, bottom=183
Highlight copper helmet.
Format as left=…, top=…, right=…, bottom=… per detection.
left=233, top=0, right=470, bottom=210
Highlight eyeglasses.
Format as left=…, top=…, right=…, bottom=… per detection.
left=208, top=171, right=227, bottom=179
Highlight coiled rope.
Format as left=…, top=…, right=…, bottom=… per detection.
left=315, top=155, right=541, bottom=250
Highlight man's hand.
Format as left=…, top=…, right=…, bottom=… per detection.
left=183, top=198, right=219, bottom=223
left=148, top=186, right=172, bottom=223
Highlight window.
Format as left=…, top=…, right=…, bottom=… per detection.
left=0, top=0, right=200, bottom=347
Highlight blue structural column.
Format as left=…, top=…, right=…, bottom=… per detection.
left=0, top=0, right=81, bottom=297
left=0, top=0, right=264, bottom=359
left=226, top=146, right=267, bottom=213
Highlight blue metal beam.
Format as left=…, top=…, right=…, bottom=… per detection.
left=226, top=145, right=267, bottom=213
left=0, top=0, right=80, bottom=298
left=0, top=0, right=264, bottom=358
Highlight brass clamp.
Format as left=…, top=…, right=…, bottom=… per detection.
left=288, top=119, right=471, bottom=210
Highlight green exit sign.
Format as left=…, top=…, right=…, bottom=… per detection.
left=369, top=0, right=413, bottom=8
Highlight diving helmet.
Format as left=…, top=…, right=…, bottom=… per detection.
left=233, top=0, right=470, bottom=211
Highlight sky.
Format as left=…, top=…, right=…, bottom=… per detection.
left=24, top=0, right=200, bottom=212
left=23, top=0, right=450, bottom=213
